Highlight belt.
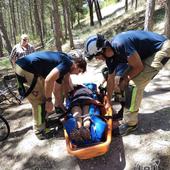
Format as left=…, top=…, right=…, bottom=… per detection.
left=16, top=73, right=38, bottom=99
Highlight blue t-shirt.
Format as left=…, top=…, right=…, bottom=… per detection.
left=16, top=51, right=73, bottom=84
left=106, top=30, right=167, bottom=74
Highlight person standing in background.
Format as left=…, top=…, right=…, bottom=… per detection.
left=10, top=34, right=35, bottom=68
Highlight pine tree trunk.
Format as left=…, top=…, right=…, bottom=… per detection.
left=0, top=35, right=3, bottom=57
left=87, top=0, right=94, bottom=26
left=16, top=0, right=22, bottom=34
left=9, top=0, right=16, bottom=44
left=0, top=1, right=12, bottom=54
left=7, top=7, right=13, bottom=41
left=52, top=0, right=62, bottom=51
left=125, top=0, right=128, bottom=12
left=61, top=0, right=68, bottom=40
left=135, top=0, right=138, bottom=10
left=164, top=0, right=170, bottom=38
left=40, top=0, right=46, bottom=38
left=96, top=0, right=102, bottom=20
left=29, top=0, right=35, bottom=37
left=131, top=0, right=134, bottom=8
left=33, top=0, right=44, bottom=47
left=63, top=0, right=74, bottom=49
left=94, top=0, right=102, bottom=26
left=144, top=0, right=155, bottom=31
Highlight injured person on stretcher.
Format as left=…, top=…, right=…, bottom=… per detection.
left=64, top=83, right=107, bottom=147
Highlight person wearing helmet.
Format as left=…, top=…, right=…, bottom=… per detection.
left=85, top=30, right=170, bottom=136
left=15, top=50, right=87, bottom=140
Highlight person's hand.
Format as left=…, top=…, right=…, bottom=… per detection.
left=105, top=100, right=112, bottom=110
left=45, top=101, right=54, bottom=113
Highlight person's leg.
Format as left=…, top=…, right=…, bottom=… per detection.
left=27, top=76, right=48, bottom=138
left=79, top=105, right=91, bottom=140
left=53, top=82, right=64, bottom=110
left=82, top=105, right=90, bottom=128
left=15, top=65, right=48, bottom=139
left=69, top=106, right=84, bottom=143
left=115, top=59, right=159, bottom=136
left=16, top=66, right=48, bottom=139
left=71, top=106, right=82, bottom=128
left=114, top=40, right=170, bottom=136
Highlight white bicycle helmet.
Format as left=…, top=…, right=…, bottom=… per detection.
left=84, top=34, right=107, bottom=60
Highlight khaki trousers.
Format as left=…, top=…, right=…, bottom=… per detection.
left=15, top=65, right=46, bottom=133
left=124, top=40, right=170, bottom=125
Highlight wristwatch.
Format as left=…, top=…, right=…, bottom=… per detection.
left=45, top=97, right=52, bottom=102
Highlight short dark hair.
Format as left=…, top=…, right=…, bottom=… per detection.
left=73, top=57, right=87, bottom=73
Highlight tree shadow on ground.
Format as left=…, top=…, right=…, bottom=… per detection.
left=132, top=107, right=170, bottom=135
left=78, top=136, right=126, bottom=170
left=9, top=126, right=33, bottom=139
left=22, top=154, right=78, bottom=170
left=6, top=108, right=32, bottom=121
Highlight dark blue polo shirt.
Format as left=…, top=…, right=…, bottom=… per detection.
left=16, top=51, right=73, bottom=84
left=106, top=30, right=167, bottom=74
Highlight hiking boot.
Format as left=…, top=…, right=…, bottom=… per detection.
left=112, top=123, right=137, bottom=136
left=80, top=127, right=91, bottom=141
left=70, top=128, right=84, bottom=144
left=35, top=128, right=56, bottom=140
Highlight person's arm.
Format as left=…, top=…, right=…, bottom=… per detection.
left=126, top=52, right=144, bottom=80
left=53, top=73, right=74, bottom=111
left=119, top=52, right=144, bottom=90
left=107, top=72, right=115, bottom=104
left=45, top=67, right=60, bottom=113
left=63, top=73, right=74, bottom=97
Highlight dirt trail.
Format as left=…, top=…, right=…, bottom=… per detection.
left=0, top=60, right=170, bottom=170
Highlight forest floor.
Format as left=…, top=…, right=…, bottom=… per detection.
left=0, top=1, right=170, bottom=170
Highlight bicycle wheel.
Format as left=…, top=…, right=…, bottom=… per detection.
left=0, top=115, right=10, bottom=141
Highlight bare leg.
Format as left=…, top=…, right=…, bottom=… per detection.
left=71, top=106, right=82, bottom=128
left=82, top=105, right=91, bottom=128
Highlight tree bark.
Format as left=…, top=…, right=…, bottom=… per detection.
left=63, top=0, right=74, bottom=48
left=29, top=0, right=35, bottom=37
left=40, top=0, right=46, bottom=38
left=52, top=0, right=62, bottom=51
left=0, top=34, right=3, bottom=57
left=144, top=0, right=155, bottom=31
left=87, top=0, right=94, bottom=26
left=164, top=0, right=170, bottom=38
left=0, top=1, right=12, bottom=54
left=135, top=0, right=138, bottom=10
left=94, top=0, right=102, bottom=26
left=61, top=0, right=68, bottom=40
left=16, top=0, right=22, bottom=34
left=9, top=0, right=17, bottom=44
left=33, top=0, right=44, bottom=47
left=125, top=0, right=128, bottom=12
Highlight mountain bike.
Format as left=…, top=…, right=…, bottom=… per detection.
left=0, top=73, right=21, bottom=105
left=0, top=113, right=10, bottom=141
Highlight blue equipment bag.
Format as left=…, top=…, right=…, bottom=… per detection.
left=64, top=114, right=77, bottom=135
left=90, top=115, right=107, bottom=142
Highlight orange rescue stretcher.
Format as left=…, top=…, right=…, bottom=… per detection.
left=64, top=96, right=113, bottom=160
